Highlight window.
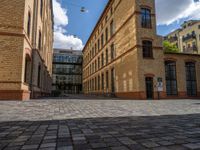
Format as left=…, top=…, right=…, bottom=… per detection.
left=27, top=12, right=31, bottom=38
left=95, top=43, right=97, bottom=53
left=106, top=71, right=109, bottom=89
left=141, top=8, right=151, bottom=28
left=40, top=0, right=43, bottom=18
left=111, top=43, right=115, bottom=60
left=102, top=73, right=104, bottom=90
left=165, top=61, right=177, bottom=96
left=95, top=60, right=97, bottom=71
left=142, top=40, right=153, bottom=58
left=95, top=77, right=97, bottom=91
left=101, top=53, right=104, bottom=67
left=37, top=65, right=41, bottom=87
left=111, top=68, right=115, bottom=93
left=98, top=39, right=100, bottom=50
left=110, top=20, right=114, bottom=36
left=101, top=33, right=104, bottom=47
left=106, top=49, right=108, bottom=64
left=98, top=75, right=100, bottom=90
left=98, top=57, right=100, bottom=69
left=185, top=62, right=197, bottom=96
left=105, top=28, right=108, bottom=42
left=38, top=31, right=42, bottom=50
left=110, top=7, right=113, bottom=15
left=24, top=58, right=28, bottom=83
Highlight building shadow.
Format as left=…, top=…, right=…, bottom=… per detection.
left=0, top=114, right=200, bottom=150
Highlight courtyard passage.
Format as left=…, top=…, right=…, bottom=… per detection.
left=0, top=96, right=200, bottom=150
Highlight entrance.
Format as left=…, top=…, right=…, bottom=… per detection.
left=145, top=77, right=154, bottom=99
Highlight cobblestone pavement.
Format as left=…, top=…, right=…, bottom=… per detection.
left=0, top=96, right=200, bottom=150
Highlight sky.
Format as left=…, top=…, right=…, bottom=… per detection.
left=53, top=0, right=200, bottom=50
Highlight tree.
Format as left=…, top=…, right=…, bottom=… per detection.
left=163, top=40, right=179, bottom=53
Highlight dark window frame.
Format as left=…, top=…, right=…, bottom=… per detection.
left=142, top=40, right=153, bottom=58
left=185, top=62, right=197, bottom=96
left=165, top=61, right=178, bottom=96
left=141, top=8, right=152, bottom=28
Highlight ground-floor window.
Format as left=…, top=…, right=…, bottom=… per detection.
left=165, top=61, right=178, bottom=96
left=185, top=62, right=197, bottom=96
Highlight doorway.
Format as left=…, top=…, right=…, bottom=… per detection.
left=145, top=77, right=154, bottom=99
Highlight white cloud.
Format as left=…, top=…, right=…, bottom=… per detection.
left=53, top=0, right=84, bottom=50
left=156, top=0, right=200, bottom=25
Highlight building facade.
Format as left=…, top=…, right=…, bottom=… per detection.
left=52, top=49, right=83, bottom=95
left=165, top=20, right=200, bottom=54
left=0, top=0, right=53, bottom=100
left=82, top=0, right=200, bottom=99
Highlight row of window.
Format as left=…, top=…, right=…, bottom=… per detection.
left=26, top=0, right=43, bottom=50
left=53, top=75, right=82, bottom=84
left=83, top=40, right=154, bottom=79
left=53, top=55, right=82, bottom=63
left=84, top=20, right=115, bottom=66
left=84, top=43, right=115, bottom=78
left=84, top=7, right=152, bottom=66
left=165, top=61, right=197, bottom=96
left=53, top=64, right=82, bottom=75
left=84, top=68, right=115, bottom=92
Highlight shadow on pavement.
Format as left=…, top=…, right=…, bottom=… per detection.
left=0, top=114, right=200, bottom=150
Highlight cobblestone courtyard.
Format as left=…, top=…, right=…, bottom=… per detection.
left=0, top=96, right=200, bottom=150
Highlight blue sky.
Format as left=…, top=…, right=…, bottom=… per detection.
left=53, top=0, right=200, bottom=50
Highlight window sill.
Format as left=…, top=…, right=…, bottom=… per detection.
left=143, top=57, right=154, bottom=60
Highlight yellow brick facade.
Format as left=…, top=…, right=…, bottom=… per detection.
left=0, top=0, right=53, bottom=100
left=165, top=20, right=200, bottom=54
left=83, top=0, right=200, bottom=99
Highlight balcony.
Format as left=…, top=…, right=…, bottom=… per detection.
left=168, top=36, right=178, bottom=43
left=182, top=33, right=196, bottom=42
left=183, top=45, right=198, bottom=53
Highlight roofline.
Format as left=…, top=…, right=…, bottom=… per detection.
left=82, top=0, right=113, bottom=53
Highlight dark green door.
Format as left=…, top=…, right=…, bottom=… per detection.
left=145, top=77, right=154, bottom=99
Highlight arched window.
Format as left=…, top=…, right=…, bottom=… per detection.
left=141, top=8, right=151, bottom=28
left=142, top=40, right=153, bottom=58
left=27, top=12, right=31, bottom=37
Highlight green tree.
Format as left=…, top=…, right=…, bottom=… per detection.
left=163, top=40, right=179, bottom=53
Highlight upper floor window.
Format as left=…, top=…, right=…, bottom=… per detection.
left=98, top=39, right=100, bottom=50
left=101, top=33, right=104, bottom=47
left=40, top=0, right=43, bottom=18
left=105, top=28, right=108, bottom=42
left=106, top=49, right=108, bottom=64
left=142, top=40, right=153, bottom=58
left=27, top=12, right=31, bottom=38
left=101, top=53, right=104, bottom=67
left=141, top=8, right=151, bottom=28
left=111, top=43, right=115, bottom=60
left=110, top=20, right=114, bottom=36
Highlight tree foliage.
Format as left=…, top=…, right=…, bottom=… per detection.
left=163, top=40, right=179, bottom=53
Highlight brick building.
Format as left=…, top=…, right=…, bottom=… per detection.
left=0, top=0, right=53, bottom=100
left=82, top=0, right=200, bottom=99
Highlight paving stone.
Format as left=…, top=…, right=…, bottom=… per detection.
left=0, top=98, right=200, bottom=150
left=183, top=143, right=200, bottom=149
